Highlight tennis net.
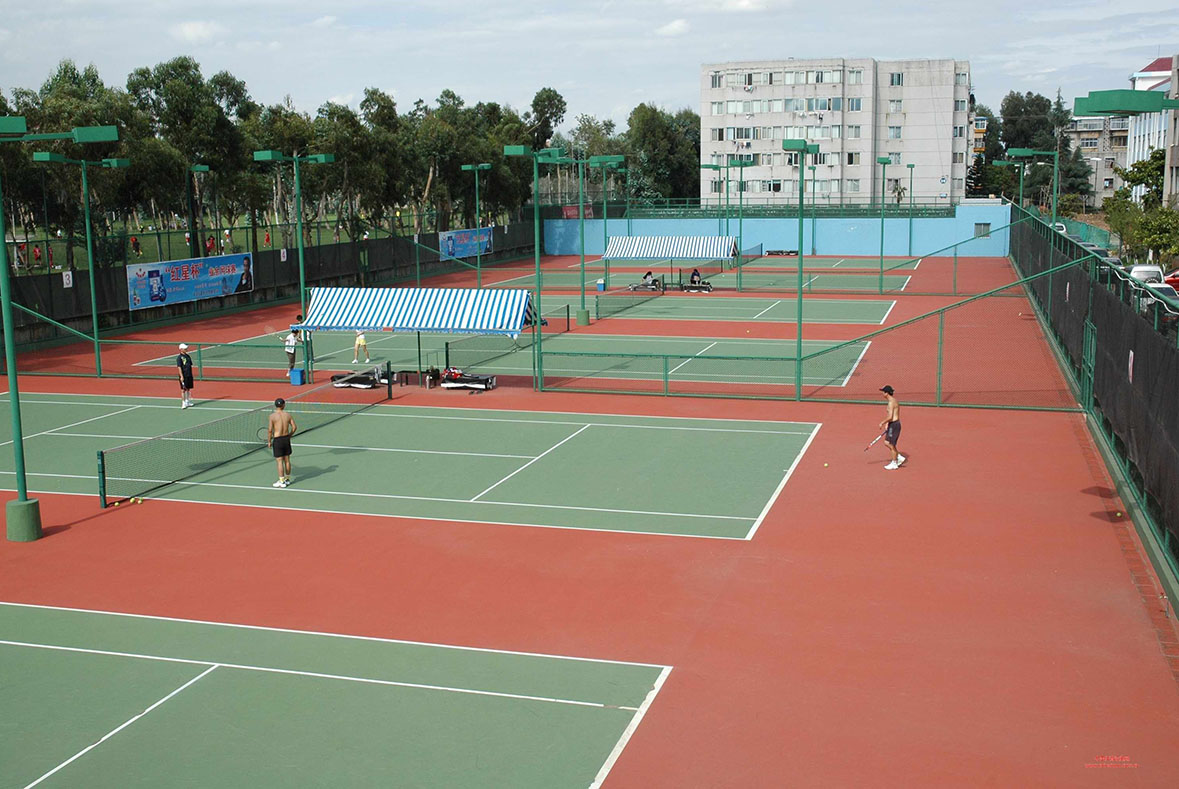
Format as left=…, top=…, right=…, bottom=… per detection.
left=444, top=305, right=570, bottom=371
left=595, top=278, right=665, bottom=319
left=739, top=243, right=765, bottom=266
left=97, top=364, right=392, bottom=506
left=678, top=259, right=726, bottom=287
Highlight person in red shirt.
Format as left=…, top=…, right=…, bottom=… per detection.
left=205, top=236, right=215, bottom=256
left=264, top=229, right=271, bottom=247
left=33, top=246, right=42, bottom=265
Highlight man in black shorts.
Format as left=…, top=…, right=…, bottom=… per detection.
left=268, top=397, right=297, bottom=487
left=878, top=385, right=906, bottom=470
left=177, top=343, right=194, bottom=409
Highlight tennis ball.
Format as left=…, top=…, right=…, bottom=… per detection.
left=824, top=463, right=829, bottom=467
left=1116, top=511, right=1122, bottom=517
left=113, top=502, right=119, bottom=507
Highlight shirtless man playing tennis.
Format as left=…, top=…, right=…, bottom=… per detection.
left=878, top=385, right=906, bottom=470
left=268, top=397, right=297, bottom=487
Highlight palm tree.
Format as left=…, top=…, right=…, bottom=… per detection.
left=892, top=182, right=907, bottom=205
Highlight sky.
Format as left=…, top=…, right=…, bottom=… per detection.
left=1, top=0, right=1177, bottom=129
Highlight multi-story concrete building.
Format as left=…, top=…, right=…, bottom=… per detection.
left=1164, top=55, right=1179, bottom=207
left=699, top=58, right=972, bottom=206
left=1063, top=115, right=1127, bottom=209
left=1127, top=57, right=1172, bottom=204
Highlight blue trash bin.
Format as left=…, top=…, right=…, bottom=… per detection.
left=596, top=279, right=605, bottom=292
left=290, top=368, right=305, bottom=386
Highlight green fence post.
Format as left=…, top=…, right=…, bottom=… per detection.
left=97, top=451, right=107, bottom=508
left=953, top=246, right=958, bottom=295
left=415, top=243, right=420, bottom=286
left=663, top=355, right=670, bottom=395
left=196, top=344, right=204, bottom=380
left=936, top=311, right=945, bottom=404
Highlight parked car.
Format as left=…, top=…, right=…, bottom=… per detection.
left=1127, top=264, right=1165, bottom=284
left=1052, top=222, right=1068, bottom=233
left=1165, top=269, right=1179, bottom=289
left=1079, top=242, right=1111, bottom=257
left=1137, top=283, right=1179, bottom=334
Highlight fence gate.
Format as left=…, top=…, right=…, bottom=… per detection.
left=1081, top=319, right=1096, bottom=410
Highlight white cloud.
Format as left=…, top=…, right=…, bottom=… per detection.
left=168, top=21, right=225, bottom=43
left=327, top=93, right=355, bottom=105
left=655, top=19, right=689, bottom=37
left=311, top=15, right=337, bottom=27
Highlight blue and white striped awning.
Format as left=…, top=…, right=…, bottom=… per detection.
left=604, top=236, right=736, bottom=261
left=293, top=287, right=533, bottom=336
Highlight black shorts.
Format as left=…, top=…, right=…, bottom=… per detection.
left=884, top=421, right=902, bottom=446
left=179, top=376, right=194, bottom=391
left=286, top=351, right=296, bottom=365
left=271, top=435, right=292, bottom=458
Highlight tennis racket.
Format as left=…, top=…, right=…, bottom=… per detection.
left=864, top=431, right=886, bottom=451
left=256, top=426, right=270, bottom=442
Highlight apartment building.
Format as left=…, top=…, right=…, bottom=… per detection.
left=1063, top=115, right=1128, bottom=208
left=1128, top=57, right=1172, bottom=203
left=699, top=58, right=973, bottom=205
left=1165, top=55, right=1179, bottom=206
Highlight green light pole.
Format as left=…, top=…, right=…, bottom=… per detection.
left=732, top=159, right=753, bottom=288
left=622, top=167, right=632, bottom=236
left=505, top=145, right=563, bottom=384
left=588, top=154, right=624, bottom=256
left=254, top=150, right=335, bottom=318
left=782, top=139, right=811, bottom=397
left=906, top=163, right=915, bottom=257
left=995, top=159, right=1027, bottom=209
left=32, top=152, right=129, bottom=377
left=700, top=163, right=724, bottom=236
left=549, top=153, right=590, bottom=324
left=1008, top=147, right=1059, bottom=229
left=460, top=163, right=491, bottom=288
left=877, top=156, right=891, bottom=293
left=186, top=164, right=210, bottom=258
left=2, top=118, right=119, bottom=541
left=807, top=165, right=817, bottom=256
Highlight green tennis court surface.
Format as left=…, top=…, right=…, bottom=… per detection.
left=741, top=255, right=922, bottom=270
left=469, top=333, right=871, bottom=387
left=0, top=394, right=819, bottom=539
left=713, top=270, right=912, bottom=291
left=557, top=295, right=895, bottom=324
left=0, top=602, right=669, bottom=787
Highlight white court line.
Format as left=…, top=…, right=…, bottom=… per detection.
left=0, top=641, right=633, bottom=712
left=0, top=601, right=668, bottom=667
left=667, top=341, right=717, bottom=376
left=0, top=405, right=140, bottom=449
left=591, top=666, right=672, bottom=788
left=23, top=663, right=219, bottom=788
left=840, top=341, right=872, bottom=387
left=751, top=302, right=779, bottom=319
left=913, top=257, right=923, bottom=269
left=878, top=300, right=898, bottom=325
left=471, top=424, right=590, bottom=501
left=56, top=433, right=535, bottom=460
left=745, top=422, right=822, bottom=541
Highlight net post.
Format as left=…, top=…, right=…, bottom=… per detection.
left=196, top=344, right=204, bottom=381
left=663, top=355, right=669, bottom=395
left=97, top=451, right=107, bottom=508
left=417, top=331, right=423, bottom=375
left=302, top=333, right=313, bottom=384
left=936, top=310, right=945, bottom=404
left=444, top=341, right=451, bottom=369
left=385, top=360, right=393, bottom=399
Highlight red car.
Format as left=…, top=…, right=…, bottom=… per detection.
left=1165, top=269, right=1179, bottom=289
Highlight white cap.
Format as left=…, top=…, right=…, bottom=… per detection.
left=178, top=343, right=188, bottom=350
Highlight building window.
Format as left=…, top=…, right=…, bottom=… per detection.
left=974, top=223, right=991, bottom=238
left=1111, top=135, right=1127, bottom=149
left=952, top=152, right=965, bottom=164
left=709, top=180, right=722, bottom=193
left=953, top=125, right=965, bottom=137
left=784, top=152, right=799, bottom=166
left=955, top=72, right=968, bottom=86
left=846, top=125, right=861, bottom=138
left=889, top=100, right=903, bottom=113
left=711, top=128, right=725, bottom=142
left=831, top=97, right=843, bottom=112
left=764, top=179, right=782, bottom=193
left=888, top=126, right=902, bottom=139
left=847, top=152, right=861, bottom=165
left=973, top=117, right=987, bottom=130
left=711, top=101, right=724, bottom=115
left=1079, top=138, right=1098, bottom=149
left=953, top=177, right=965, bottom=190
left=1103, top=178, right=1114, bottom=189
left=886, top=178, right=900, bottom=193
left=848, top=98, right=862, bottom=112
left=955, top=100, right=967, bottom=112
left=831, top=125, right=841, bottom=139
left=710, top=73, right=722, bottom=89
left=889, top=72, right=903, bottom=86
left=889, top=153, right=901, bottom=165
left=845, top=178, right=861, bottom=192
left=847, top=69, right=863, bottom=85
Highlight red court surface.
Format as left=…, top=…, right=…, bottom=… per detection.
left=3, top=373, right=1178, bottom=786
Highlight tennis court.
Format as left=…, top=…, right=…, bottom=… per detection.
left=0, top=601, right=669, bottom=787
left=739, top=255, right=922, bottom=270
left=710, top=270, right=912, bottom=291
left=0, top=392, right=819, bottom=539
left=548, top=295, right=896, bottom=324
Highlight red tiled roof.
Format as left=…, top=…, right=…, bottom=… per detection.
left=1139, top=56, right=1173, bottom=74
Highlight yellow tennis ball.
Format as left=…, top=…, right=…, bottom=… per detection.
left=824, top=463, right=829, bottom=467
left=1116, top=511, right=1122, bottom=517
left=113, top=502, right=119, bottom=507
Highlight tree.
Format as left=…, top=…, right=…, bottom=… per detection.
left=526, top=87, right=566, bottom=150
left=1058, top=147, right=1094, bottom=203
left=1103, top=191, right=1144, bottom=255
left=966, top=155, right=987, bottom=197
left=1139, top=207, right=1179, bottom=260
left=1115, top=148, right=1165, bottom=209
left=892, top=181, right=907, bottom=204
left=1000, top=91, right=1054, bottom=151
left=973, top=102, right=1004, bottom=163
left=623, top=104, right=700, bottom=199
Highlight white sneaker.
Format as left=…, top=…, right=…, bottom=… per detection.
left=272, top=480, right=284, bottom=488
left=281, top=478, right=292, bottom=487
left=884, top=461, right=898, bottom=470
left=352, top=358, right=358, bottom=363
left=897, top=454, right=907, bottom=466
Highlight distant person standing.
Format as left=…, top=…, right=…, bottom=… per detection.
left=177, top=343, right=195, bottom=408
left=283, top=328, right=299, bottom=375
left=205, top=235, right=215, bottom=256
left=264, top=229, right=271, bottom=247
left=268, top=397, right=297, bottom=488
left=353, top=329, right=370, bottom=364
left=878, top=385, right=906, bottom=470
left=130, top=236, right=142, bottom=257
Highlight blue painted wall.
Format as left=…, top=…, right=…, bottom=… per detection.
left=544, top=203, right=1013, bottom=258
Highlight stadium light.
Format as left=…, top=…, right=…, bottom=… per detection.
left=3, top=119, right=121, bottom=541
left=877, top=156, right=891, bottom=293
left=461, top=163, right=493, bottom=288
left=1009, top=147, right=1059, bottom=229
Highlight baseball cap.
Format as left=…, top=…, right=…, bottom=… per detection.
left=178, top=343, right=188, bottom=350
left=879, top=385, right=894, bottom=394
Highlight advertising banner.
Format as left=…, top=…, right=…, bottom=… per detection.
left=127, top=253, right=253, bottom=311
left=439, top=227, right=493, bottom=261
